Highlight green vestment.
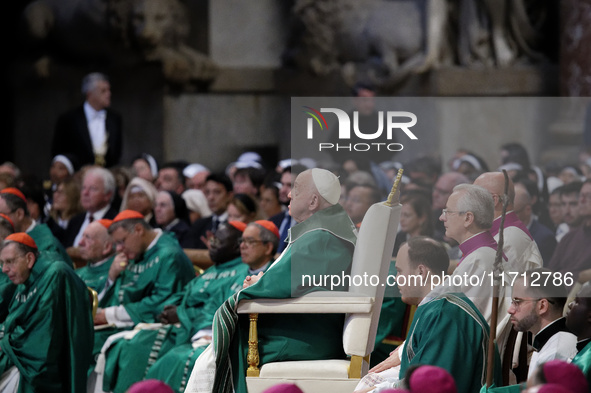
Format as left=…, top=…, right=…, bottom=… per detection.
left=0, top=274, right=15, bottom=322
left=212, top=204, right=357, bottom=393
left=28, top=223, right=73, bottom=267
left=76, top=256, right=114, bottom=292
left=102, top=257, right=250, bottom=393
left=0, top=256, right=93, bottom=393
left=400, top=293, right=502, bottom=393
left=93, top=232, right=194, bottom=369
left=572, top=342, right=591, bottom=389
left=371, top=262, right=408, bottom=367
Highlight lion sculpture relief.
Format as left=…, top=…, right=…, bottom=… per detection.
left=22, top=0, right=218, bottom=87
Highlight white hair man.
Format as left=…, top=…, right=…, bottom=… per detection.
left=65, top=167, right=119, bottom=251
left=188, top=168, right=358, bottom=392
left=76, top=219, right=116, bottom=292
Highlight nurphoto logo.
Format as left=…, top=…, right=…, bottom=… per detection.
left=302, top=106, right=418, bottom=152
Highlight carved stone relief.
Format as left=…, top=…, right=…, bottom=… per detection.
left=283, top=0, right=558, bottom=91
left=21, top=0, right=218, bottom=89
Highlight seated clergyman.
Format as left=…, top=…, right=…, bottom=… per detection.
left=187, top=168, right=358, bottom=392
left=90, top=210, right=194, bottom=374
left=354, top=236, right=501, bottom=393
left=0, top=232, right=93, bottom=393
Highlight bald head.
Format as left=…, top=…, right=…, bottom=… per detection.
left=513, top=183, right=532, bottom=224
left=473, top=172, right=515, bottom=217
left=79, top=221, right=115, bottom=263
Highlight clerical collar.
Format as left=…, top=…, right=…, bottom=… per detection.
left=458, top=231, right=498, bottom=264
left=577, top=338, right=591, bottom=352
left=532, top=317, right=571, bottom=352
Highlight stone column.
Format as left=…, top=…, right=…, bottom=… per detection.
left=560, top=0, right=591, bottom=96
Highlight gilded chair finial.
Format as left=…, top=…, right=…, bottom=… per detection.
left=384, top=169, right=404, bottom=207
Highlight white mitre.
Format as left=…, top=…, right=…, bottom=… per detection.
left=311, top=168, right=340, bottom=205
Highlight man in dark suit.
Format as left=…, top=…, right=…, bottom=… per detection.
left=51, top=72, right=123, bottom=168
left=185, top=173, right=233, bottom=250
left=64, top=168, right=119, bottom=266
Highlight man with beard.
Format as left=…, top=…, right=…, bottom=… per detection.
left=507, top=269, right=577, bottom=378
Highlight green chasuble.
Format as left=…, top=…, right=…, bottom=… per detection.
left=400, top=293, right=502, bottom=393
left=102, top=257, right=250, bottom=393
left=0, top=274, right=15, bottom=322
left=76, top=256, right=114, bottom=292
left=572, top=341, right=591, bottom=389
left=28, top=223, right=73, bottom=267
left=371, top=262, right=408, bottom=367
left=212, top=204, right=357, bottom=393
left=93, top=232, right=194, bottom=368
left=0, top=256, right=93, bottom=393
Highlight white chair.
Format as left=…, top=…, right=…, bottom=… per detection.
left=236, top=197, right=402, bottom=393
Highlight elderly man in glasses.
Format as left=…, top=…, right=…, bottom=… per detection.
left=96, top=220, right=266, bottom=393
left=434, top=184, right=509, bottom=321
left=0, top=233, right=92, bottom=393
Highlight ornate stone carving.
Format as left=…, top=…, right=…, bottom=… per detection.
left=284, top=0, right=556, bottom=90
left=21, top=0, right=218, bottom=88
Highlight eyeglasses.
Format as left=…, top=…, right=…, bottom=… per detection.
left=510, top=298, right=541, bottom=309
left=238, top=237, right=265, bottom=247
left=441, top=209, right=465, bottom=217
left=114, top=230, right=134, bottom=247
left=0, top=253, right=26, bottom=268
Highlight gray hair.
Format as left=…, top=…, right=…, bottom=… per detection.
left=1, top=240, right=38, bottom=259
left=248, top=222, right=279, bottom=254
left=84, top=167, right=117, bottom=202
left=108, top=217, right=150, bottom=235
left=81, top=72, right=109, bottom=95
left=453, top=184, right=494, bottom=230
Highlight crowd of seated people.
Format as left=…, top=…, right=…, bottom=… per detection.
left=0, top=139, right=591, bottom=393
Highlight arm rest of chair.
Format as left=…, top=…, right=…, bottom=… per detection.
left=236, top=292, right=374, bottom=314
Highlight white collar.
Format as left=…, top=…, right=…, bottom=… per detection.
left=147, top=229, right=163, bottom=251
